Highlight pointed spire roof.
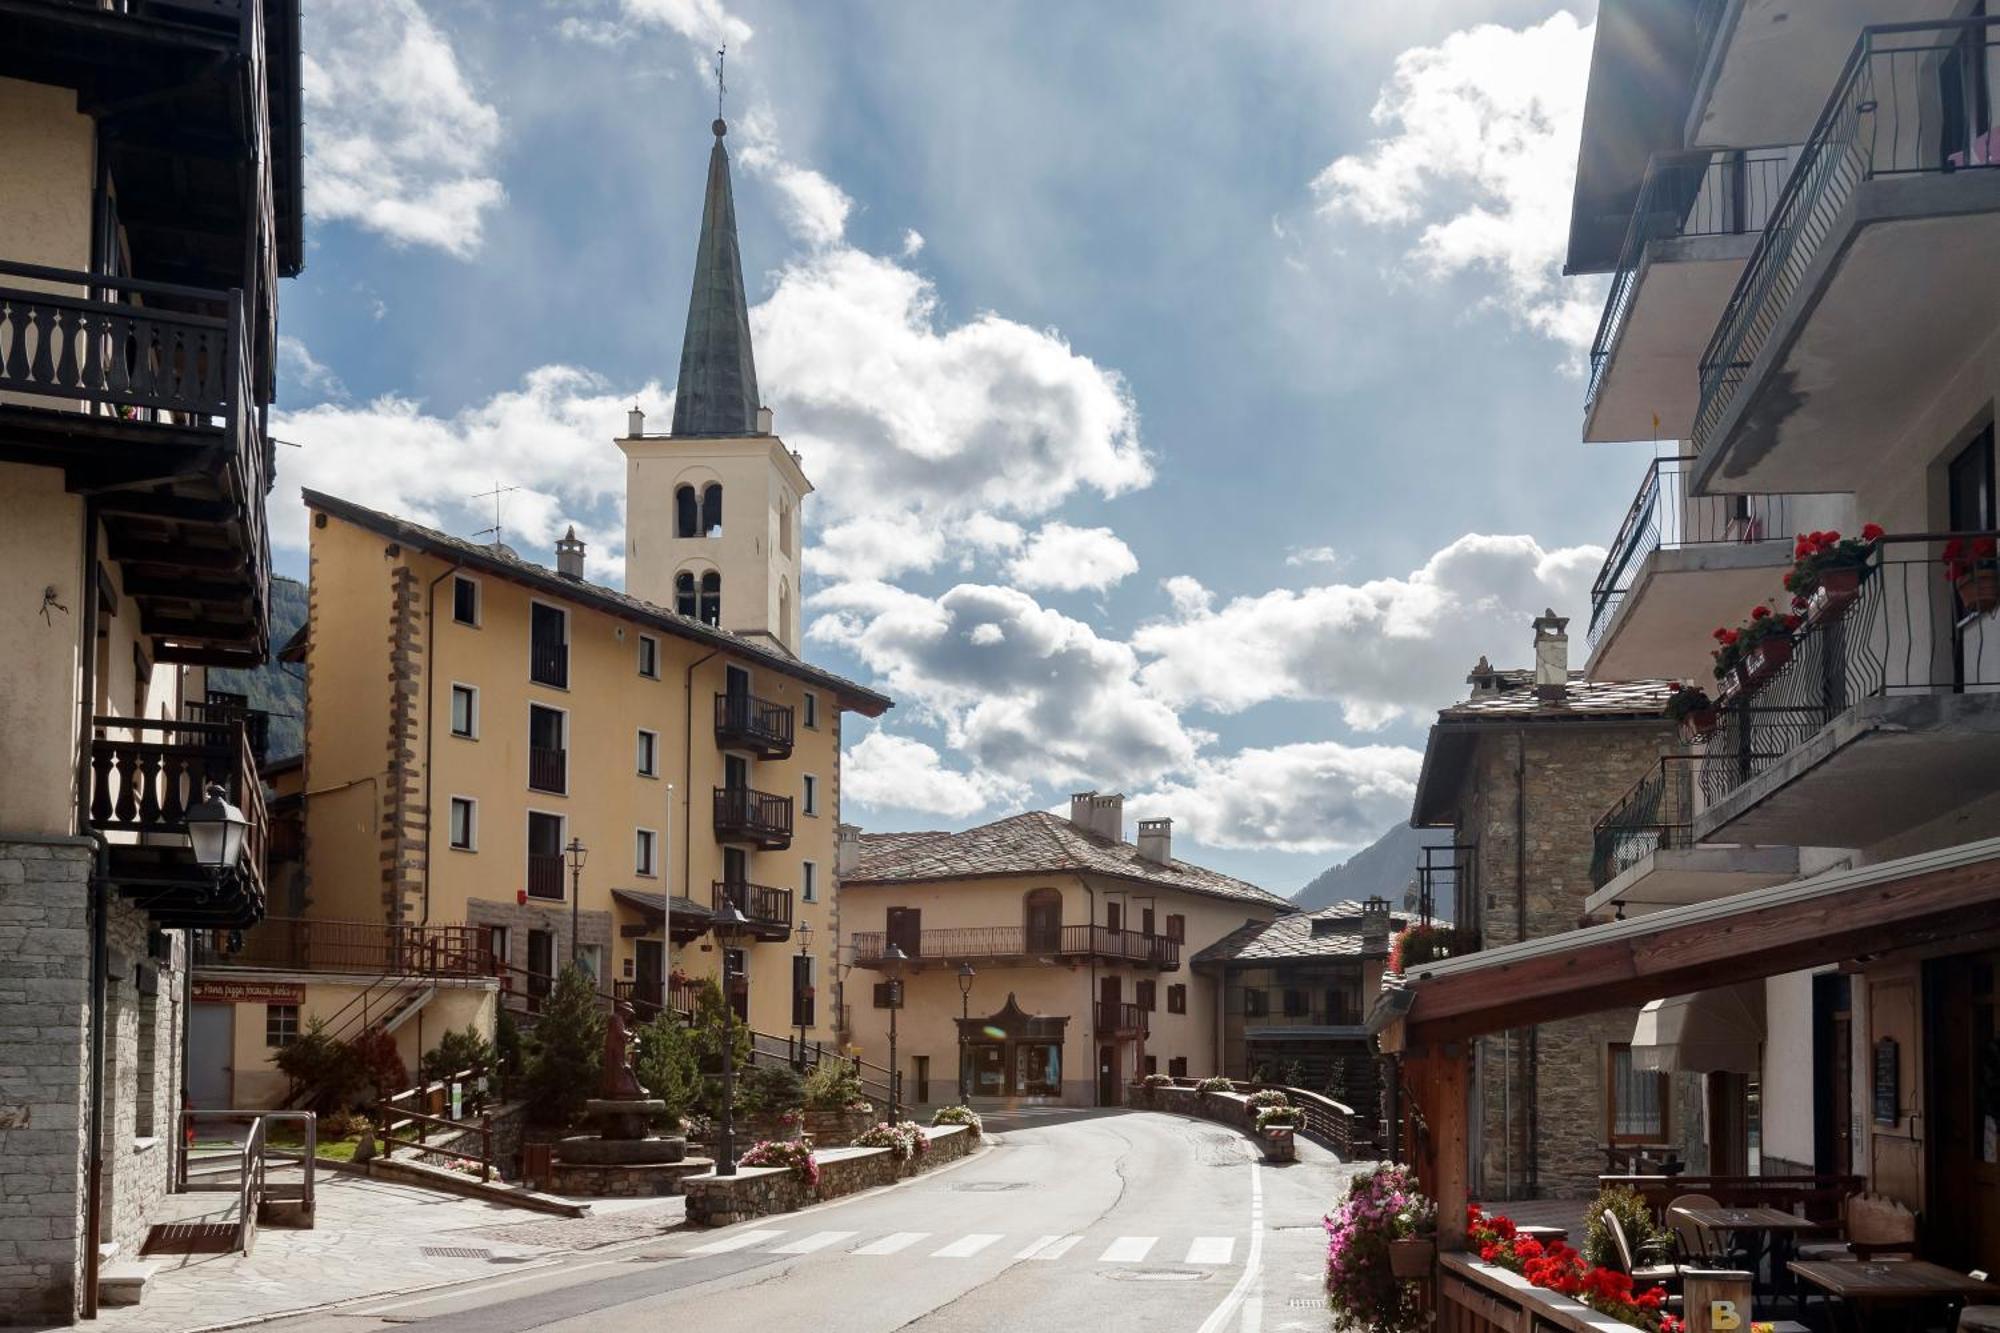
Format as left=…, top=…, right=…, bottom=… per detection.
left=671, top=118, right=762, bottom=438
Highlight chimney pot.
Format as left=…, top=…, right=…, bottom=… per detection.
left=1069, top=791, right=1123, bottom=841
left=835, top=823, right=862, bottom=877
left=555, top=525, right=586, bottom=579
left=627, top=405, right=646, bottom=438
left=1532, top=608, right=1570, bottom=701
left=756, top=405, right=774, bottom=434
left=1137, top=818, right=1172, bottom=865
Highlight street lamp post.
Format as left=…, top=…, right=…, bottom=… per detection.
left=881, top=943, right=908, bottom=1124
left=793, top=920, right=816, bottom=1068
left=565, top=837, right=589, bottom=970
left=712, top=898, right=751, bottom=1176
left=956, top=962, right=976, bottom=1105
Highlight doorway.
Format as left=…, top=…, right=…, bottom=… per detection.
left=527, top=929, right=554, bottom=1008
left=887, top=906, right=922, bottom=958
left=1098, top=1045, right=1118, bottom=1106
left=187, top=1004, right=233, bottom=1108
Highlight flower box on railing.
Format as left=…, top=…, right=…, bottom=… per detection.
left=1740, top=637, right=1794, bottom=691
left=1806, top=564, right=1864, bottom=625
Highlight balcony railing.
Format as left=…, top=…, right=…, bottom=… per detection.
left=1097, top=1001, right=1148, bottom=1035
left=1586, top=147, right=1794, bottom=412
left=528, top=745, right=566, bottom=794
left=192, top=918, right=489, bottom=975
left=529, top=638, right=568, bottom=689
left=1694, top=16, right=2000, bottom=457
left=49, top=0, right=254, bottom=37
left=615, top=977, right=703, bottom=1021
left=87, top=714, right=266, bottom=924
left=1416, top=844, right=1477, bottom=931
left=848, top=924, right=1181, bottom=970
left=714, top=879, right=794, bottom=932
left=526, top=851, right=564, bottom=900
left=1592, top=756, right=1698, bottom=890
left=1696, top=533, right=2000, bottom=805
left=1587, top=456, right=1797, bottom=646
left=714, top=692, right=794, bottom=759
left=713, top=786, right=793, bottom=848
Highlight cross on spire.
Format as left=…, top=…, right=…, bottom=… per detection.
left=715, top=45, right=726, bottom=123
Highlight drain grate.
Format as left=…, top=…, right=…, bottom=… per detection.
left=421, top=1246, right=492, bottom=1260
left=1289, top=1297, right=1328, bottom=1309
left=950, top=1181, right=1030, bottom=1192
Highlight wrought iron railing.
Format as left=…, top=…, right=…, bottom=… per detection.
left=714, top=879, right=794, bottom=929
left=1694, top=16, right=2000, bottom=456
left=529, top=638, right=568, bottom=689
left=528, top=745, right=566, bottom=794
left=712, top=785, right=793, bottom=844
left=1415, top=844, right=1476, bottom=931
left=1587, top=456, right=1796, bottom=646
left=1586, top=147, right=1794, bottom=412
left=847, top=923, right=1180, bottom=969
left=714, top=692, right=795, bottom=755
left=1696, top=533, right=2000, bottom=805
left=526, top=852, right=564, bottom=900
left=1592, top=756, right=1699, bottom=889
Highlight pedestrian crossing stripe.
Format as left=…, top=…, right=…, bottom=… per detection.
left=771, top=1231, right=857, bottom=1254
left=1185, top=1237, right=1235, bottom=1265
left=852, top=1232, right=929, bottom=1256
left=1098, top=1236, right=1157, bottom=1263
left=686, top=1228, right=786, bottom=1255
left=931, top=1233, right=1003, bottom=1258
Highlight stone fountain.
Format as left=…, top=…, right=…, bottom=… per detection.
left=548, top=1003, right=705, bottom=1195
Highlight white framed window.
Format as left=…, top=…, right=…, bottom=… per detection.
left=635, top=828, right=659, bottom=877
left=448, top=797, right=477, bottom=851
left=636, top=728, right=659, bottom=777
left=802, top=774, right=819, bottom=817
left=265, top=1003, right=299, bottom=1048
left=451, top=575, right=481, bottom=627
left=450, top=683, right=479, bottom=739
left=802, top=691, right=819, bottom=729
left=802, top=860, right=818, bottom=903
left=637, top=634, right=660, bottom=679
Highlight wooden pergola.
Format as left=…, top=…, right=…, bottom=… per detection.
left=1374, top=838, right=2000, bottom=1247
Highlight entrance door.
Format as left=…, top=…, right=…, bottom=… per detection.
left=1097, top=1045, right=1117, bottom=1106
left=887, top=906, right=922, bottom=959
left=1099, top=975, right=1121, bottom=1030
left=1025, top=889, right=1062, bottom=953
left=1929, top=953, right=2000, bottom=1272
left=527, top=929, right=554, bottom=1008
left=188, top=1004, right=234, bottom=1108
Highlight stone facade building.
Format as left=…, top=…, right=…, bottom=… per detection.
left=1409, top=614, right=1696, bottom=1199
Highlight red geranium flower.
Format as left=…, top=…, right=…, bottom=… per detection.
left=1862, top=522, right=1885, bottom=542
left=1750, top=604, right=1770, bottom=619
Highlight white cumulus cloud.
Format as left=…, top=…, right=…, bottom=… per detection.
left=1007, top=523, right=1138, bottom=593
left=303, top=0, right=504, bottom=256
left=843, top=731, right=1025, bottom=819
left=1133, top=742, right=1424, bottom=855
left=1311, top=11, right=1602, bottom=351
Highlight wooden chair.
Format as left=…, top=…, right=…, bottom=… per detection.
left=1603, top=1209, right=1682, bottom=1291
left=1665, top=1192, right=1724, bottom=1265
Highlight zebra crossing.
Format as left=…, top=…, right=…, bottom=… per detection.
left=678, top=1227, right=1242, bottom=1267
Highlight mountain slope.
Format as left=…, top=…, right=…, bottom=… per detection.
left=1293, top=822, right=1452, bottom=911
left=209, top=575, right=307, bottom=761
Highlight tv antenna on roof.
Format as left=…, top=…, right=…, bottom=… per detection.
left=471, top=481, right=520, bottom=548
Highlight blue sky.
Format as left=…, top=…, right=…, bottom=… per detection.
left=275, top=0, right=1645, bottom=894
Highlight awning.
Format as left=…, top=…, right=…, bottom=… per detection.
left=1630, top=983, right=1764, bottom=1074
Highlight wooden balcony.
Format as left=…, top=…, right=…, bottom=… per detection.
left=713, top=880, right=793, bottom=941
left=848, top=924, right=1180, bottom=971
left=714, top=692, right=794, bottom=759
left=712, top=786, right=792, bottom=850
left=1096, top=1001, right=1148, bottom=1036
left=192, top=917, right=488, bottom=976
left=0, top=263, right=272, bottom=665
left=87, top=714, right=266, bottom=927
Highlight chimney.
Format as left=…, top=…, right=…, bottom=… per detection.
left=1136, top=818, right=1172, bottom=866
left=1465, top=655, right=1504, bottom=699
left=1069, top=791, right=1124, bottom=842
left=1532, top=608, right=1570, bottom=701
left=626, top=405, right=646, bottom=438
left=1361, top=894, right=1392, bottom=953
left=835, top=823, right=862, bottom=877
left=756, top=405, right=774, bottom=434
left=555, top=525, right=586, bottom=579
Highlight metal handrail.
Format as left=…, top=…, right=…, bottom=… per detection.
left=1591, top=755, right=1700, bottom=889
left=172, top=1109, right=315, bottom=1252
left=1693, top=16, right=2000, bottom=456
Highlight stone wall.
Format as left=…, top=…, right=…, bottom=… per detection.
left=98, top=899, right=182, bottom=1257
left=682, top=1123, right=977, bottom=1226
left=1455, top=721, right=1681, bottom=1200
left=0, top=837, right=93, bottom=1323
left=465, top=899, right=613, bottom=981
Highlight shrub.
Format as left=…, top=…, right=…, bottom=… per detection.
left=1583, top=1185, right=1671, bottom=1272
left=1256, top=1105, right=1303, bottom=1131
left=739, top=1137, right=820, bottom=1191
left=738, top=1062, right=806, bottom=1115
left=930, top=1105, right=982, bottom=1134
left=522, top=966, right=606, bottom=1128
left=853, top=1120, right=929, bottom=1162
left=802, top=1059, right=867, bottom=1110
left=420, top=1025, right=494, bottom=1085
left=634, top=1014, right=702, bottom=1124
left=686, top=979, right=753, bottom=1118
left=493, top=1009, right=525, bottom=1096
left=273, top=1018, right=365, bottom=1113
left=1141, top=1072, right=1174, bottom=1088
left=1196, top=1076, right=1234, bottom=1093
left=1324, top=1163, right=1436, bottom=1333
left=348, top=1026, right=409, bottom=1102
left=1247, top=1089, right=1291, bottom=1109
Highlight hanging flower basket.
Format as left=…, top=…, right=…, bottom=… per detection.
left=1741, top=637, right=1794, bottom=691
left=1387, top=1236, right=1437, bottom=1279
left=1959, top=568, right=2000, bottom=616
left=1807, top=564, right=1864, bottom=624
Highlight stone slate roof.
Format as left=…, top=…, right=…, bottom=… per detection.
left=847, top=812, right=1292, bottom=910
left=302, top=489, right=891, bottom=716
left=1191, top=899, right=1406, bottom=966
left=671, top=120, right=761, bottom=438
left=1438, top=668, right=1676, bottom=721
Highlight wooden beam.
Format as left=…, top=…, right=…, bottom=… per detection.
left=1404, top=1043, right=1470, bottom=1249
left=96, top=492, right=235, bottom=523
left=122, top=574, right=252, bottom=603
left=153, top=641, right=266, bottom=668
left=106, top=535, right=247, bottom=571
left=1405, top=855, right=2000, bottom=1045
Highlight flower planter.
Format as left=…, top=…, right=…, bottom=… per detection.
left=801, top=1107, right=874, bottom=1146
left=1388, top=1236, right=1436, bottom=1279
left=1259, top=1127, right=1295, bottom=1162
left=1807, top=565, right=1863, bottom=624
left=1714, top=665, right=1744, bottom=706
left=1959, top=568, right=2000, bottom=615
left=1740, top=637, right=1794, bottom=691
left=743, top=1112, right=803, bottom=1143
left=1677, top=707, right=1718, bottom=743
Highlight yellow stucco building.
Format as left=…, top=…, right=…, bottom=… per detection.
left=840, top=795, right=1292, bottom=1107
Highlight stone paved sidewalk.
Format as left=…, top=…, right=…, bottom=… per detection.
left=39, top=1172, right=684, bottom=1333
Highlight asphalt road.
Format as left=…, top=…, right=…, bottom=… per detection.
left=262, top=1108, right=1349, bottom=1333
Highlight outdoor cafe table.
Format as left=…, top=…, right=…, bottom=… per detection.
left=1674, top=1207, right=1824, bottom=1305
left=1788, top=1259, right=2000, bottom=1331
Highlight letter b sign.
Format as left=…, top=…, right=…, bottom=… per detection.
left=1709, top=1299, right=1742, bottom=1331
